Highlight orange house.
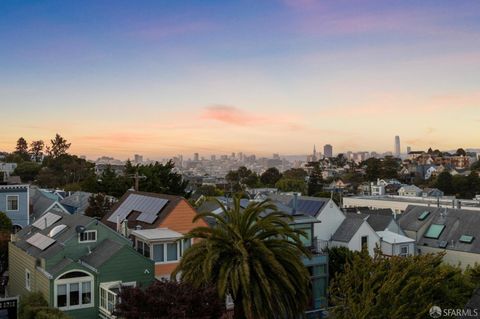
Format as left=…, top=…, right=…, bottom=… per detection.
left=102, top=191, right=208, bottom=279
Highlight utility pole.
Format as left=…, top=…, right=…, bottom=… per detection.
left=128, top=171, right=146, bottom=191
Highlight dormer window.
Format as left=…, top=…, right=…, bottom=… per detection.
left=79, top=230, right=97, bottom=243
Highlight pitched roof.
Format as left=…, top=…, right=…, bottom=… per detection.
left=400, top=205, right=480, bottom=254
left=60, top=191, right=93, bottom=214
left=267, top=194, right=330, bottom=217
left=102, top=190, right=185, bottom=230
left=331, top=217, right=365, bottom=243
left=80, top=239, right=124, bottom=269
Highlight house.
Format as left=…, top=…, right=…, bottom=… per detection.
left=0, top=184, right=29, bottom=231
left=371, top=184, right=385, bottom=196
left=8, top=211, right=154, bottom=319
left=0, top=163, right=17, bottom=183
left=269, top=194, right=346, bottom=242
left=330, top=215, right=380, bottom=256
left=102, top=191, right=208, bottom=279
left=399, top=205, right=480, bottom=268
left=30, top=186, right=69, bottom=222
left=398, top=185, right=422, bottom=197
left=60, top=191, right=115, bottom=215
left=346, top=208, right=404, bottom=234
left=422, top=188, right=444, bottom=198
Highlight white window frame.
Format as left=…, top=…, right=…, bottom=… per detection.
left=78, top=230, right=97, bottom=243
left=145, top=239, right=191, bottom=265
left=54, top=270, right=94, bottom=311
left=25, top=269, right=31, bottom=291
left=99, top=281, right=136, bottom=316
left=6, top=195, right=19, bottom=212
left=400, top=245, right=409, bottom=257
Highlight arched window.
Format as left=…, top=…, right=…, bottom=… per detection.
left=54, top=270, right=94, bottom=310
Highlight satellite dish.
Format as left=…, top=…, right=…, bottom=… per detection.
left=49, top=224, right=67, bottom=238
left=75, top=225, right=86, bottom=234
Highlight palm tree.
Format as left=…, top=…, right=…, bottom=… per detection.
left=172, top=197, right=312, bottom=319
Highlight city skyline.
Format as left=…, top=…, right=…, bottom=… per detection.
left=2, top=1, right=480, bottom=158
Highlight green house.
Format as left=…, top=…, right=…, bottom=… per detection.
left=8, top=207, right=155, bottom=319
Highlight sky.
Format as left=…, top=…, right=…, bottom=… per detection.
left=1, top=0, right=480, bottom=160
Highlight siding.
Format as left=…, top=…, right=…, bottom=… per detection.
left=160, top=199, right=208, bottom=234
left=7, top=243, right=50, bottom=301
left=0, top=187, right=29, bottom=228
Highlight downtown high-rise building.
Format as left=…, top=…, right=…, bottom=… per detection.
left=324, top=144, right=333, bottom=158
left=394, top=136, right=401, bottom=157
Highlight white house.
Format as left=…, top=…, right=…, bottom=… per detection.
left=398, top=185, right=422, bottom=197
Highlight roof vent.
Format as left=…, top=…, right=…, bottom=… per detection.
left=49, top=224, right=67, bottom=238
left=75, top=225, right=86, bottom=234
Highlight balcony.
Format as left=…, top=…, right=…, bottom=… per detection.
left=310, top=238, right=329, bottom=255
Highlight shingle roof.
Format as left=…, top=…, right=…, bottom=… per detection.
left=346, top=209, right=395, bottom=232
left=400, top=205, right=480, bottom=254
left=80, top=239, right=123, bottom=269
left=60, top=191, right=93, bottom=214
left=331, top=217, right=365, bottom=243
left=14, top=212, right=96, bottom=259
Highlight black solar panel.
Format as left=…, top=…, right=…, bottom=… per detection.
left=289, top=199, right=326, bottom=217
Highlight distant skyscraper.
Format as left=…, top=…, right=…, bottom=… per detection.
left=194, top=153, right=199, bottom=161
left=324, top=144, right=333, bottom=158
left=312, top=145, right=317, bottom=161
left=134, top=154, right=143, bottom=164
left=394, top=136, right=401, bottom=157
left=211, top=155, right=216, bottom=161
left=407, top=146, right=411, bottom=154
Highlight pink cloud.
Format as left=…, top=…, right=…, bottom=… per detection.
left=200, top=105, right=267, bottom=126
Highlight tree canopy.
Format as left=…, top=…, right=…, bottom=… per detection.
left=173, top=197, right=311, bottom=319
left=330, top=251, right=479, bottom=319
left=115, top=280, right=224, bottom=319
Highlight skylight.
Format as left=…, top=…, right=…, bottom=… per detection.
left=459, top=235, right=474, bottom=244
left=424, top=224, right=445, bottom=239
left=418, top=211, right=430, bottom=221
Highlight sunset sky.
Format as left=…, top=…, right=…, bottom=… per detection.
left=1, top=0, right=480, bottom=160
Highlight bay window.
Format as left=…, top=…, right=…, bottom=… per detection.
left=54, top=271, right=93, bottom=310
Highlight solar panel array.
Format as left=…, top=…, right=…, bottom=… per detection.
left=289, top=199, right=326, bottom=217
left=32, top=213, right=62, bottom=230
left=27, top=233, right=56, bottom=250
left=107, top=194, right=169, bottom=224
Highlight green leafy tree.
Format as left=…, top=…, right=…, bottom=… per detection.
left=381, top=156, right=400, bottom=179
left=435, top=171, right=454, bottom=195
left=173, top=197, right=311, bottom=319
left=363, top=158, right=382, bottom=181
left=260, top=167, right=282, bottom=187
left=115, top=280, right=224, bottom=319
left=45, top=134, right=71, bottom=158
left=85, top=193, right=114, bottom=219
left=13, top=161, right=41, bottom=182
left=282, top=168, right=307, bottom=180
left=137, top=161, right=190, bottom=197
left=0, top=212, right=12, bottom=272
left=456, top=148, right=467, bottom=156
left=307, top=163, right=323, bottom=196
left=29, top=140, right=45, bottom=162
left=330, top=251, right=477, bottom=319
left=195, top=185, right=224, bottom=197
left=275, top=178, right=306, bottom=193
left=19, top=292, right=70, bottom=319
left=14, top=137, right=31, bottom=161
left=225, top=166, right=259, bottom=192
